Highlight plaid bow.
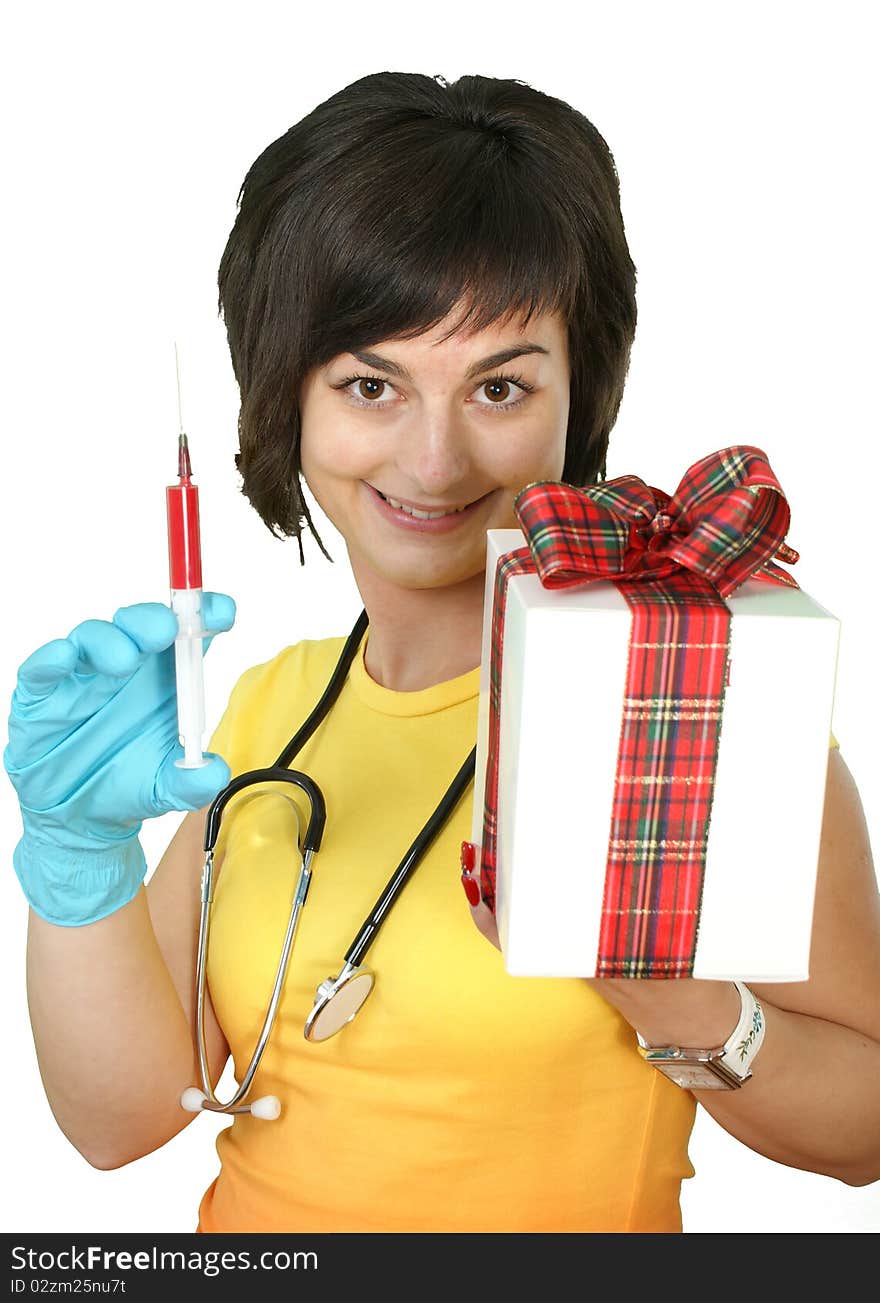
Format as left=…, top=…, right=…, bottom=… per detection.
left=468, top=445, right=800, bottom=978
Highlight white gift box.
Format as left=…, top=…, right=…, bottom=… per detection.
left=471, top=529, right=842, bottom=982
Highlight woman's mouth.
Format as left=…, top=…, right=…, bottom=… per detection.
left=366, top=483, right=490, bottom=532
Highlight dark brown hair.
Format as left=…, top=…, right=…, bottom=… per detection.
left=217, top=71, right=637, bottom=563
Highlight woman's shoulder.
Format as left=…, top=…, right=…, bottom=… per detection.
left=208, top=632, right=351, bottom=759
left=226, top=633, right=350, bottom=706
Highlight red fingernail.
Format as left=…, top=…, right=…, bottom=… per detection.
left=461, top=873, right=481, bottom=907
left=460, top=841, right=476, bottom=873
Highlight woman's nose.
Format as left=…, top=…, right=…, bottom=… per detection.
left=397, top=411, right=472, bottom=494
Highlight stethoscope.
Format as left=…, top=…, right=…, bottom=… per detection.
left=180, top=607, right=477, bottom=1121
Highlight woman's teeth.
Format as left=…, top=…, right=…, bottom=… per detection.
left=381, top=493, right=469, bottom=520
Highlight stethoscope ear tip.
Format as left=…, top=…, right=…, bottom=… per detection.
left=249, top=1095, right=282, bottom=1120
left=181, top=1086, right=209, bottom=1113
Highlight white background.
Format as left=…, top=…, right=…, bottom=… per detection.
left=1, top=0, right=877, bottom=1235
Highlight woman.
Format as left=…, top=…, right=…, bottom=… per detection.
left=5, top=71, right=880, bottom=1234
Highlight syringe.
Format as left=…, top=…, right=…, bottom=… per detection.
left=167, top=344, right=209, bottom=769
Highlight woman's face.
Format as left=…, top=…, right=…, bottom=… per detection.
left=298, top=304, right=571, bottom=595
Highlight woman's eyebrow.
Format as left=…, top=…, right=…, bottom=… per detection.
left=348, top=343, right=550, bottom=382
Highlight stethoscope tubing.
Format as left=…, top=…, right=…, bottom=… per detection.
left=188, top=605, right=476, bottom=1116
left=344, top=745, right=476, bottom=966
left=189, top=610, right=373, bottom=1115
left=274, top=608, right=371, bottom=772
left=203, top=768, right=326, bottom=856
left=193, top=840, right=315, bottom=1114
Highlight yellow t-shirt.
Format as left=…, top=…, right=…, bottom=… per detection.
left=195, top=625, right=839, bottom=1233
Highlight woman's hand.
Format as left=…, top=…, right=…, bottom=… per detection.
left=462, top=887, right=502, bottom=950
left=580, top=975, right=742, bottom=1048
left=5, top=595, right=236, bottom=832
left=3, top=593, right=236, bottom=925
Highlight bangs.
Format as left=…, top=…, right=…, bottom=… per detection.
left=274, top=125, right=582, bottom=364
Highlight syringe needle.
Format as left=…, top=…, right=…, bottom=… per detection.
left=174, top=341, right=193, bottom=479
left=174, top=339, right=185, bottom=437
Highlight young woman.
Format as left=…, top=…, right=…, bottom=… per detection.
left=6, top=71, right=880, bottom=1234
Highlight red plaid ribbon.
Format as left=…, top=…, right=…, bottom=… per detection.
left=467, top=445, right=800, bottom=978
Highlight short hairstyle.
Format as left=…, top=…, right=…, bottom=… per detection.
left=217, top=71, right=637, bottom=563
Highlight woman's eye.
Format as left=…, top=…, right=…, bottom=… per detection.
left=472, top=374, right=534, bottom=410
left=341, top=374, right=395, bottom=406
left=334, top=372, right=534, bottom=412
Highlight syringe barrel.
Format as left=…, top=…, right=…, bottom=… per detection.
left=167, top=481, right=203, bottom=590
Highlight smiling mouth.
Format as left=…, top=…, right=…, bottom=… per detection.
left=371, top=485, right=488, bottom=517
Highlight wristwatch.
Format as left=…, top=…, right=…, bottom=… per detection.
left=636, top=980, right=765, bottom=1090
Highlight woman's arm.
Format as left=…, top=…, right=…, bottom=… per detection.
left=590, top=747, right=880, bottom=1186
left=26, top=805, right=230, bottom=1170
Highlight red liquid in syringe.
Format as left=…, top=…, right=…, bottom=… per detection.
left=167, top=435, right=203, bottom=591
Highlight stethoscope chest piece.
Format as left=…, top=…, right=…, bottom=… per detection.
left=305, top=962, right=376, bottom=1042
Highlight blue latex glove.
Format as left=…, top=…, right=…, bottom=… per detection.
left=3, top=594, right=236, bottom=926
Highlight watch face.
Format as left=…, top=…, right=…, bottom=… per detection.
left=656, top=1063, right=735, bottom=1091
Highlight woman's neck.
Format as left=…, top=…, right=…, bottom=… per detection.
left=353, top=566, right=486, bottom=693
